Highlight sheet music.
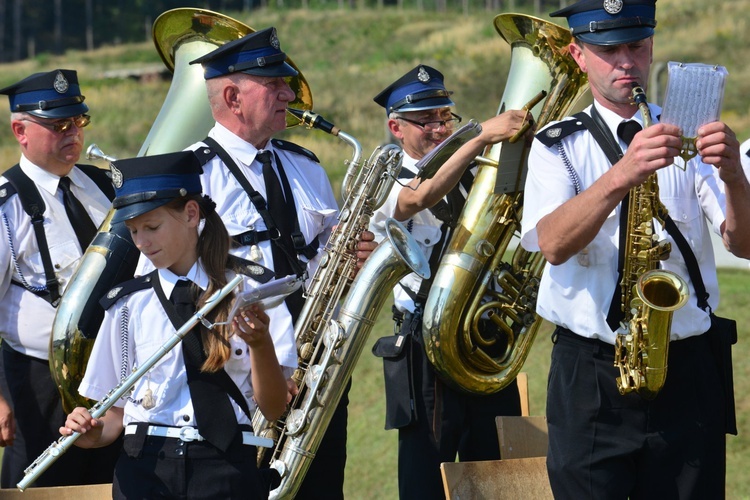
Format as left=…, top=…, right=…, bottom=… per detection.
left=660, top=62, right=727, bottom=138
left=227, top=274, right=304, bottom=321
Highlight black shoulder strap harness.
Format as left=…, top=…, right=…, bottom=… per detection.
left=1, top=164, right=114, bottom=306
left=197, top=138, right=318, bottom=277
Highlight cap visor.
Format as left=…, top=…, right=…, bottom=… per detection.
left=577, top=27, right=654, bottom=46
left=395, top=97, right=455, bottom=114
left=111, top=199, right=169, bottom=224
left=241, top=61, right=298, bottom=78
left=27, top=102, right=89, bottom=120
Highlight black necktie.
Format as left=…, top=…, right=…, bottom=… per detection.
left=258, top=151, right=305, bottom=320
left=59, top=176, right=98, bottom=252
left=606, top=120, right=644, bottom=331
left=617, top=120, right=642, bottom=147
left=172, top=280, right=237, bottom=451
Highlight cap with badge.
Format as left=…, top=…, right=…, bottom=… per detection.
left=374, top=65, right=455, bottom=116
left=190, top=27, right=298, bottom=80
left=110, top=151, right=204, bottom=224
left=551, top=0, right=657, bottom=46
left=0, top=69, right=88, bottom=119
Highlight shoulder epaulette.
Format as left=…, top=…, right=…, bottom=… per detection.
left=271, top=138, right=320, bottom=163
left=535, top=117, right=587, bottom=148
left=227, top=254, right=274, bottom=283
left=194, top=144, right=219, bottom=166
left=99, top=273, right=154, bottom=310
left=0, top=181, right=18, bottom=207
left=77, top=163, right=115, bottom=201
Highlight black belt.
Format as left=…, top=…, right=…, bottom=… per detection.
left=553, top=326, right=711, bottom=358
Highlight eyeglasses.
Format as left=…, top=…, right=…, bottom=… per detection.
left=21, top=114, right=91, bottom=134
left=396, top=112, right=462, bottom=132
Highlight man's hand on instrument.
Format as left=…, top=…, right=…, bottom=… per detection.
left=355, top=230, right=377, bottom=271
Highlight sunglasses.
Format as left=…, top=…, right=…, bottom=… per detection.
left=21, top=114, right=91, bottom=134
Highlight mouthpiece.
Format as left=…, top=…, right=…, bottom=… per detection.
left=288, top=108, right=340, bottom=136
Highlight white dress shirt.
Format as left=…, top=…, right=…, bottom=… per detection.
left=521, top=102, right=726, bottom=344
left=80, top=263, right=259, bottom=428
left=0, top=156, right=111, bottom=359
left=369, top=152, right=474, bottom=314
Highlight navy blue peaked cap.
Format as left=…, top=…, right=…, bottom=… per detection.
left=551, top=0, right=657, bottom=46
left=110, top=151, right=204, bottom=224
left=374, top=65, right=454, bottom=117
left=0, top=69, right=88, bottom=119
left=190, top=27, right=298, bottom=80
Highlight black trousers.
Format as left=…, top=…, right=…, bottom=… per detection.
left=392, top=326, right=522, bottom=500
left=547, top=328, right=726, bottom=500
left=0, top=342, right=121, bottom=488
left=116, top=424, right=267, bottom=499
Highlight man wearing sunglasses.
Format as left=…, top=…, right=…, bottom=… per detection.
left=0, top=69, right=120, bottom=488
left=369, top=65, right=532, bottom=499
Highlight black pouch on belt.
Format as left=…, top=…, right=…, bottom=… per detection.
left=708, top=314, right=738, bottom=435
left=372, top=322, right=417, bottom=430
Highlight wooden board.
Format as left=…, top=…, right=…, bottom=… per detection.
left=496, top=416, right=548, bottom=460
left=441, top=457, right=552, bottom=500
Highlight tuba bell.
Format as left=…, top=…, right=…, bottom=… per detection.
left=421, top=14, right=589, bottom=395
left=50, top=8, right=313, bottom=413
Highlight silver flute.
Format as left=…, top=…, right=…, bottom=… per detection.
left=18, top=274, right=247, bottom=491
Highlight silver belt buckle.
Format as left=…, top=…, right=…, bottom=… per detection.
left=178, top=426, right=198, bottom=442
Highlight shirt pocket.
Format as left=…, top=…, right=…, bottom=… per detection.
left=27, top=239, right=80, bottom=275
left=407, top=223, right=442, bottom=252
left=661, top=195, right=704, bottom=264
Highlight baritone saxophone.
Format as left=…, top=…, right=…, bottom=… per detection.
left=252, top=109, right=430, bottom=499
left=613, top=83, right=689, bottom=399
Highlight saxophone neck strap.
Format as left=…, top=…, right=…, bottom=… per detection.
left=663, top=216, right=710, bottom=312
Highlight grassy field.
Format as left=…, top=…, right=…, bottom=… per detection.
left=344, top=268, right=750, bottom=499
left=0, top=2, right=748, bottom=498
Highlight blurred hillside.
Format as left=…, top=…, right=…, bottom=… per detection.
left=0, top=0, right=748, bottom=183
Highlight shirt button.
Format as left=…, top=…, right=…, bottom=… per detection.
left=682, top=213, right=688, bottom=220
left=183, top=415, right=190, bottom=422
left=425, top=239, right=430, bottom=244
left=54, top=263, right=61, bottom=269
left=235, top=348, right=244, bottom=356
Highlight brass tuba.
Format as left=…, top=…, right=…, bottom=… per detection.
left=421, top=14, right=588, bottom=395
left=50, top=8, right=313, bottom=413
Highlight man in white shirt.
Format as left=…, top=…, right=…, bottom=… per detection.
left=0, top=69, right=120, bottom=488
left=521, top=1, right=750, bottom=497
left=188, top=27, right=375, bottom=498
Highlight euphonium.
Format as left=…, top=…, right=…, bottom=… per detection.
left=422, top=14, right=588, bottom=395
left=50, top=8, right=313, bottom=413
left=613, top=83, right=689, bottom=399
left=252, top=110, right=430, bottom=499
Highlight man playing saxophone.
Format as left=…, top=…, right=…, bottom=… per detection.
left=185, top=27, right=375, bottom=498
left=520, top=0, right=750, bottom=498
left=370, top=65, right=530, bottom=499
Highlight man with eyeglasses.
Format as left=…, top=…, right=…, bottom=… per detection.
left=0, top=69, right=120, bottom=488
left=369, top=64, right=532, bottom=499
